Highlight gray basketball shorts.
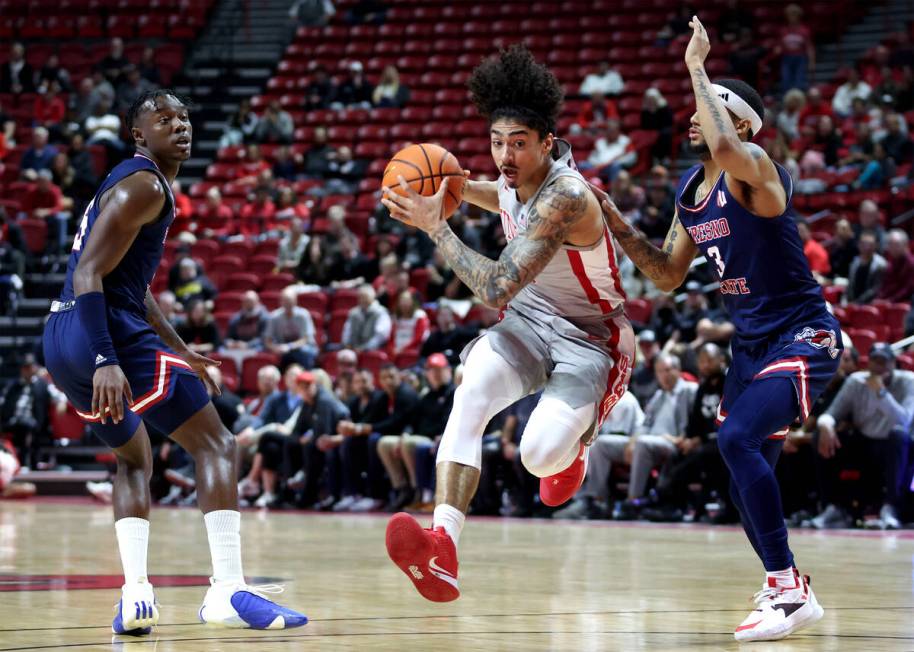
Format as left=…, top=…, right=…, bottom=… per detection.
left=460, top=307, right=635, bottom=425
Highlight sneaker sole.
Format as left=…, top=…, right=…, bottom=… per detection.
left=734, top=601, right=824, bottom=642
left=540, top=444, right=587, bottom=507
left=385, top=513, right=459, bottom=603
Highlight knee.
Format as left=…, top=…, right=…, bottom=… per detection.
left=116, top=450, right=152, bottom=478
left=519, top=432, right=566, bottom=478
left=717, top=420, right=749, bottom=461
left=197, top=427, right=236, bottom=460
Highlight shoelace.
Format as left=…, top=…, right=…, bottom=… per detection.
left=751, top=585, right=780, bottom=606
left=240, top=583, right=286, bottom=599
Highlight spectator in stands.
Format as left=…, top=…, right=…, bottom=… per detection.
left=302, top=126, right=335, bottom=178
left=304, top=65, right=338, bottom=111
left=25, top=170, right=71, bottom=254
left=235, top=143, right=271, bottom=185
left=853, top=199, right=885, bottom=248
left=372, top=65, right=410, bottom=108
left=396, top=226, right=434, bottom=269
left=324, top=205, right=356, bottom=253
left=137, top=47, right=160, bottom=86
left=649, top=293, right=681, bottom=343
left=815, top=343, right=914, bottom=530
left=630, top=329, right=661, bottom=405
left=70, top=78, right=101, bottom=127
left=579, top=61, right=624, bottom=97
left=296, top=235, right=337, bottom=286
left=656, top=5, right=694, bottom=45
left=176, top=298, right=221, bottom=354
left=225, top=290, right=268, bottom=351
left=677, top=281, right=711, bottom=344
left=205, top=366, right=243, bottom=432
left=582, top=118, right=636, bottom=182
left=98, top=37, right=130, bottom=85
left=727, top=26, right=765, bottom=90
left=572, top=92, right=619, bottom=135
left=0, top=43, right=35, bottom=94
left=116, top=65, right=156, bottom=114
left=377, top=354, right=454, bottom=511
left=827, top=218, right=858, bottom=280
left=325, top=146, right=368, bottom=194
left=278, top=217, right=309, bottom=272
left=832, top=67, right=872, bottom=118
left=345, top=0, right=386, bottom=25
left=798, top=87, right=834, bottom=137
left=776, top=89, right=806, bottom=143
left=271, top=146, right=299, bottom=181
left=233, top=364, right=281, bottom=434
left=20, top=128, right=58, bottom=181
left=839, top=121, right=876, bottom=170
left=50, top=151, right=76, bottom=200
left=197, top=187, right=236, bottom=238
left=156, top=290, right=179, bottom=325
left=641, top=88, right=673, bottom=164
left=853, top=141, right=895, bottom=190
left=274, top=187, right=310, bottom=229
left=255, top=101, right=294, bottom=144
left=778, top=3, right=814, bottom=93
left=337, top=61, right=374, bottom=109
left=290, top=0, right=336, bottom=26
left=424, top=249, right=464, bottom=302
left=0, top=207, right=27, bottom=284
left=84, top=99, right=124, bottom=151
left=643, top=178, right=676, bottom=240
left=610, top=170, right=645, bottom=222
left=877, top=229, right=914, bottom=303
left=169, top=179, right=193, bottom=234
left=239, top=185, right=277, bottom=237
left=220, top=98, right=259, bottom=148
left=879, top=113, right=913, bottom=164
left=264, top=287, right=318, bottom=369
left=330, top=233, right=372, bottom=286
left=419, top=304, right=475, bottom=366
left=170, top=257, right=217, bottom=307
left=717, top=0, right=753, bottom=42
left=342, top=284, right=392, bottom=352
left=388, top=290, right=429, bottom=357
left=847, top=230, right=887, bottom=304
left=89, top=70, right=115, bottom=109
left=0, top=354, right=50, bottom=469
left=34, top=81, right=66, bottom=138
left=808, top=114, right=843, bottom=168
left=796, top=218, right=831, bottom=279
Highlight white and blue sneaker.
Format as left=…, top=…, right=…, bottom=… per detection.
left=111, top=581, right=158, bottom=636
left=198, top=579, right=307, bottom=630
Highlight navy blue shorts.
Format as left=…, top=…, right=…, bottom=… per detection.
left=42, top=307, right=210, bottom=448
left=716, top=318, right=843, bottom=440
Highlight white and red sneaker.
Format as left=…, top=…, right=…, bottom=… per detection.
left=386, top=512, right=459, bottom=602
left=539, top=442, right=588, bottom=507
left=734, top=569, right=824, bottom=642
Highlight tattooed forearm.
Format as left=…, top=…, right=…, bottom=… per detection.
left=614, top=218, right=677, bottom=286
left=429, top=178, right=588, bottom=308
left=689, top=65, right=739, bottom=150
left=145, top=289, right=190, bottom=353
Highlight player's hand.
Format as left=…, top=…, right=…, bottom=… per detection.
left=685, top=15, right=711, bottom=68
left=502, top=440, right=518, bottom=461
left=180, top=349, right=222, bottom=396
left=588, top=182, right=632, bottom=236
left=91, top=364, right=133, bottom=424
left=316, top=434, right=343, bottom=452
left=817, top=427, right=841, bottom=459
left=381, top=175, right=455, bottom=234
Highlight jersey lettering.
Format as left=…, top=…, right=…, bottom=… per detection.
left=719, top=278, right=751, bottom=295
left=687, top=218, right=731, bottom=245
left=71, top=199, right=94, bottom=252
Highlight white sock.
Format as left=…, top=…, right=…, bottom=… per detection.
left=766, top=567, right=797, bottom=589
left=115, top=517, right=150, bottom=585
left=204, top=510, right=245, bottom=585
left=432, top=504, right=466, bottom=548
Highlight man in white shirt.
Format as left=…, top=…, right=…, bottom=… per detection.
left=831, top=67, right=871, bottom=117
left=579, top=61, right=625, bottom=97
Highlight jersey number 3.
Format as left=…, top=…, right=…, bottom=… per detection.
left=707, top=245, right=726, bottom=277
left=71, top=200, right=94, bottom=252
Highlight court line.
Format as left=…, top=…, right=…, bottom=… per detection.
left=2, top=605, right=913, bottom=632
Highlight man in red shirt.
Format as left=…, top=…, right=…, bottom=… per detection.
left=238, top=185, right=276, bottom=236
left=24, top=169, right=71, bottom=253
left=197, top=187, right=236, bottom=238
left=878, top=229, right=914, bottom=303
left=778, top=4, right=815, bottom=93
left=796, top=219, right=830, bottom=281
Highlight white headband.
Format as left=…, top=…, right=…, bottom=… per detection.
left=711, top=84, right=762, bottom=137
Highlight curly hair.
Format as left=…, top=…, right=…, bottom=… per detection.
left=468, top=44, right=564, bottom=138
left=126, top=89, right=190, bottom=132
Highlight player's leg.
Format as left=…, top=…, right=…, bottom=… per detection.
left=718, top=377, right=823, bottom=641
left=155, top=376, right=306, bottom=630
left=386, top=335, right=526, bottom=602
left=377, top=435, right=410, bottom=509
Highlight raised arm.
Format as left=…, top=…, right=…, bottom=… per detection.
left=382, top=174, right=589, bottom=309
left=461, top=178, right=500, bottom=213
left=590, top=183, right=697, bottom=293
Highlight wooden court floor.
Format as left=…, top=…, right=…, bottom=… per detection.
left=0, top=499, right=912, bottom=651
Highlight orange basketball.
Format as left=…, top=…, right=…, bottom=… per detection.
left=382, top=143, right=464, bottom=219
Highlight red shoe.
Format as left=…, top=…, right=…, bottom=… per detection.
left=539, top=442, right=587, bottom=507
left=385, top=512, right=459, bottom=602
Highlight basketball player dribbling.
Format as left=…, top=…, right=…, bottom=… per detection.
left=592, top=18, right=839, bottom=641
left=380, top=46, right=634, bottom=602
left=42, top=91, right=306, bottom=635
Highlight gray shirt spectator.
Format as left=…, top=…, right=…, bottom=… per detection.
left=818, top=369, right=914, bottom=439
left=639, top=376, right=698, bottom=437
left=264, top=290, right=317, bottom=351
left=342, top=285, right=392, bottom=351
left=847, top=231, right=887, bottom=304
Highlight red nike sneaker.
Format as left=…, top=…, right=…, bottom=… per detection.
left=386, top=512, right=459, bottom=602
left=539, top=442, right=588, bottom=507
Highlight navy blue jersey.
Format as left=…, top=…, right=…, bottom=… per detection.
left=59, top=154, right=174, bottom=316
left=675, top=163, right=829, bottom=344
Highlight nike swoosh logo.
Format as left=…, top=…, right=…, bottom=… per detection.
left=735, top=620, right=762, bottom=632
left=428, top=556, right=455, bottom=579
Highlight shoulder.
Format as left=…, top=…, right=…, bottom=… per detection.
left=847, top=371, right=869, bottom=385
left=894, top=370, right=914, bottom=384
left=114, top=169, right=167, bottom=206
left=534, top=175, right=591, bottom=222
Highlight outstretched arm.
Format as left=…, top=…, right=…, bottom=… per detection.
left=382, top=175, right=589, bottom=308
left=462, top=178, right=500, bottom=213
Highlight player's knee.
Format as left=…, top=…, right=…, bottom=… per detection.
left=196, top=426, right=235, bottom=460
left=717, top=420, right=750, bottom=462
left=518, top=432, right=564, bottom=478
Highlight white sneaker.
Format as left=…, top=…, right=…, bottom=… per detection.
left=287, top=470, right=306, bottom=490
left=112, top=580, right=158, bottom=635
left=332, top=495, right=358, bottom=512
left=198, top=578, right=307, bottom=629
left=238, top=478, right=260, bottom=498
left=254, top=492, right=276, bottom=508
left=880, top=504, right=901, bottom=530
left=734, top=570, right=824, bottom=642
left=86, top=481, right=113, bottom=504
left=348, top=496, right=383, bottom=512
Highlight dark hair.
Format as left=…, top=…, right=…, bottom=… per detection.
left=714, top=78, right=764, bottom=138
left=468, top=44, right=563, bottom=138
left=380, top=362, right=399, bottom=373
left=126, top=89, right=189, bottom=132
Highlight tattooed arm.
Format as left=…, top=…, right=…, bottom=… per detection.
left=382, top=175, right=589, bottom=308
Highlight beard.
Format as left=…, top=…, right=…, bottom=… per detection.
left=688, top=141, right=712, bottom=160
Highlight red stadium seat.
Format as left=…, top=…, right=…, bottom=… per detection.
left=297, top=291, right=329, bottom=313
left=358, top=350, right=390, bottom=378
left=214, top=291, right=244, bottom=314
left=260, top=290, right=281, bottom=311
left=395, top=350, right=421, bottom=370
left=207, top=353, right=240, bottom=382
left=191, top=239, right=220, bottom=267
left=327, top=309, right=350, bottom=343
left=847, top=328, right=877, bottom=356
left=625, top=298, right=653, bottom=325
left=223, top=273, right=260, bottom=292
left=241, top=353, right=281, bottom=394
left=846, top=304, right=880, bottom=329
left=221, top=240, right=255, bottom=260
left=18, top=219, right=47, bottom=255
left=330, top=289, right=360, bottom=312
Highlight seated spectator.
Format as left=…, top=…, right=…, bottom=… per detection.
left=629, top=329, right=660, bottom=405
left=777, top=3, right=814, bottom=93
left=220, top=98, right=259, bottom=148
left=877, top=229, right=914, bottom=303
left=656, top=5, right=693, bottom=45
left=640, top=88, right=673, bottom=164
left=296, top=235, right=338, bottom=286
left=611, top=170, right=645, bottom=222
left=728, top=26, right=765, bottom=90
left=572, top=92, right=619, bottom=134
left=274, top=187, right=310, bottom=228
left=234, top=364, right=282, bottom=434
left=581, top=119, right=636, bottom=182
left=205, top=366, right=243, bottom=431
left=170, top=179, right=193, bottom=235
left=642, top=178, right=676, bottom=241
left=138, top=47, right=161, bottom=86
left=255, top=101, right=294, bottom=144
left=832, top=67, right=872, bottom=117
left=827, top=218, right=857, bottom=280
left=0, top=43, right=35, bottom=94
left=85, top=99, right=124, bottom=151
left=796, top=218, right=830, bottom=279
left=853, top=141, right=895, bottom=190
left=846, top=230, right=887, bottom=304
left=272, top=146, right=300, bottom=181
left=324, top=205, right=356, bottom=253
left=372, top=65, right=410, bottom=108
left=345, top=0, right=387, bottom=25
left=0, top=354, right=51, bottom=469
left=879, top=113, right=913, bottom=164
left=853, top=199, right=885, bottom=248
left=798, top=87, right=833, bottom=137
left=554, top=390, right=644, bottom=520
left=20, top=128, right=58, bottom=180
left=424, top=249, right=467, bottom=301
left=70, top=77, right=100, bottom=126
left=290, top=0, right=336, bottom=26
left=579, top=61, right=624, bottom=97
left=116, top=65, right=156, bottom=114
left=342, top=284, right=392, bottom=352
left=336, top=60, right=374, bottom=109
left=332, top=349, right=359, bottom=398
left=24, top=170, right=71, bottom=254
left=278, top=217, right=309, bottom=272
left=0, top=207, right=27, bottom=287
left=34, top=81, right=66, bottom=134
left=89, top=69, right=115, bottom=109
left=396, top=226, right=434, bottom=269
left=815, top=344, right=914, bottom=529
left=377, top=354, right=454, bottom=511
left=717, top=0, right=753, bottom=42
left=388, top=290, right=429, bottom=357
left=169, top=257, right=217, bottom=307
left=330, top=233, right=372, bottom=285
left=776, top=89, right=806, bottom=144
left=197, top=187, right=235, bottom=238
left=264, top=287, right=318, bottom=369
left=419, top=304, right=477, bottom=366
left=839, top=121, right=876, bottom=170
left=302, top=126, right=335, bottom=178
left=239, top=185, right=277, bottom=237
left=98, top=37, right=130, bottom=85
left=325, top=146, right=368, bottom=194
left=304, top=65, right=338, bottom=111
left=236, top=144, right=272, bottom=185
left=677, top=281, right=711, bottom=344
left=176, top=298, right=221, bottom=354
left=156, top=290, right=179, bottom=325
left=805, top=115, right=842, bottom=168
left=224, top=290, right=268, bottom=351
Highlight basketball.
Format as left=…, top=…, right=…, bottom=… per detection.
left=382, top=143, right=465, bottom=219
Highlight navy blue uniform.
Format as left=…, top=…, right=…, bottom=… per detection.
left=676, top=163, right=841, bottom=434
left=43, top=155, right=209, bottom=447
